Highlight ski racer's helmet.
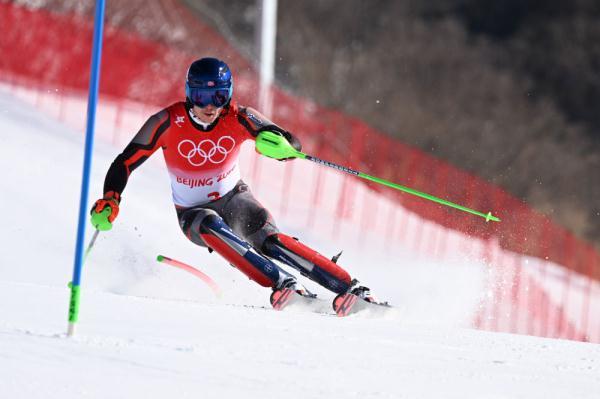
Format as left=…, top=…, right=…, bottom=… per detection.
left=185, top=57, right=233, bottom=108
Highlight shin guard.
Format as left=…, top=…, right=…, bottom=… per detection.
left=263, top=233, right=352, bottom=294
left=200, top=214, right=281, bottom=287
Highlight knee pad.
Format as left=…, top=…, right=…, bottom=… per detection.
left=227, top=209, right=278, bottom=250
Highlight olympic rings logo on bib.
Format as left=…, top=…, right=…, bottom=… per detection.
left=177, top=136, right=236, bottom=166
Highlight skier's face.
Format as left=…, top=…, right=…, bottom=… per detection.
left=192, top=104, right=223, bottom=124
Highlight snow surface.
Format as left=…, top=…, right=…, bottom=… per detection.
left=1, top=90, right=600, bottom=398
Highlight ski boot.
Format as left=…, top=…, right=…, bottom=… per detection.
left=349, top=280, right=377, bottom=303
left=275, top=276, right=315, bottom=296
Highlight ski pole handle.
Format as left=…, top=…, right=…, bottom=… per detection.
left=256, top=131, right=500, bottom=222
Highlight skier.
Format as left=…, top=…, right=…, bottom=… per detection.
left=91, top=57, right=376, bottom=310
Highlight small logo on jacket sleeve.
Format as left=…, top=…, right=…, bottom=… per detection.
left=175, top=115, right=185, bottom=127
left=246, top=111, right=266, bottom=128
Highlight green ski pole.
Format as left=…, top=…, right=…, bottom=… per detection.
left=256, top=131, right=500, bottom=222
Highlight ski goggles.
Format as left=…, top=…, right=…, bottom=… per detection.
left=186, top=86, right=232, bottom=108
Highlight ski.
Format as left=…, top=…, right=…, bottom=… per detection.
left=332, top=293, right=392, bottom=317
left=270, top=288, right=332, bottom=314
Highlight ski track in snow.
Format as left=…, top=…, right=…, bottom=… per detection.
left=1, top=92, right=600, bottom=398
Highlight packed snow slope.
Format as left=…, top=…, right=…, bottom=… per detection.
left=1, top=91, right=599, bottom=398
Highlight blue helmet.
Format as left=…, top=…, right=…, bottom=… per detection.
left=185, top=57, right=233, bottom=108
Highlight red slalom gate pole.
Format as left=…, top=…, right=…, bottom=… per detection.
left=157, top=255, right=222, bottom=297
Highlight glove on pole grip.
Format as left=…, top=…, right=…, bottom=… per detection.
left=255, top=131, right=305, bottom=160
left=90, top=206, right=114, bottom=231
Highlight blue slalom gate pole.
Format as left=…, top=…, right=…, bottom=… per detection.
left=68, top=0, right=106, bottom=337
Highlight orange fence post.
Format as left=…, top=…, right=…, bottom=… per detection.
left=307, top=162, right=324, bottom=229
left=510, top=254, right=523, bottom=334
left=559, top=233, right=576, bottom=339
left=580, top=246, right=595, bottom=341
left=279, top=160, right=294, bottom=217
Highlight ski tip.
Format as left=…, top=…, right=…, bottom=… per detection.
left=333, top=293, right=392, bottom=317
left=270, top=288, right=293, bottom=310
left=333, top=293, right=359, bottom=317
left=156, top=255, right=165, bottom=262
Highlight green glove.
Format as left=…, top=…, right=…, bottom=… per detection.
left=255, top=131, right=304, bottom=160
left=90, top=191, right=120, bottom=231
left=90, top=207, right=114, bottom=231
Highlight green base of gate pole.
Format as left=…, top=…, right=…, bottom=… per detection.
left=67, top=282, right=81, bottom=336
